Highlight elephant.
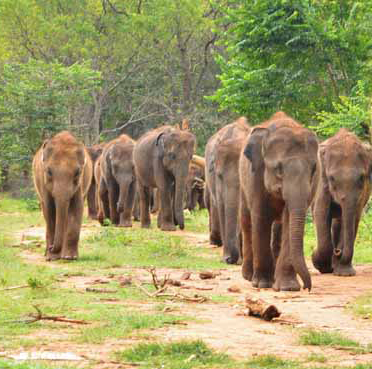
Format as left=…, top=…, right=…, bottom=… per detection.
left=133, top=125, right=196, bottom=231
left=185, top=155, right=206, bottom=211
left=239, top=112, right=319, bottom=291
left=312, top=129, right=372, bottom=276
left=98, top=134, right=136, bottom=227
left=205, top=117, right=251, bottom=264
left=32, top=131, right=93, bottom=260
left=86, top=143, right=106, bottom=219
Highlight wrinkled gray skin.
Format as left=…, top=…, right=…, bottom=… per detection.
left=312, top=129, right=372, bottom=276
left=205, top=117, right=250, bottom=264
left=240, top=112, right=319, bottom=291
left=133, top=126, right=196, bottom=231
left=33, top=131, right=92, bottom=261
left=99, top=135, right=136, bottom=227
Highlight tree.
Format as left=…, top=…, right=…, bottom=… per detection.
left=211, top=0, right=372, bottom=124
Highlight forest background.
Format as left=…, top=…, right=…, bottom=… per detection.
left=0, top=0, right=372, bottom=193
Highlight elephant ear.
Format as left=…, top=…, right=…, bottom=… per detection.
left=156, top=132, right=166, bottom=157
left=362, top=143, right=372, bottom=182
left=41, top=140, right=52, bottom=163
left=318, top=144, right=330, bottom=186
left=243, top=127, right=269, bottom=172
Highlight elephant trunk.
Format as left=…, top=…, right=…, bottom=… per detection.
left=174, top=167, right=188, bottom=230
left=339, top=204, right=356, bottom=265
left=289, top=207, right=311, bottom=290
left=117, top=181, right=130, bottom=214
left=51, top=197, right=69, bottom=253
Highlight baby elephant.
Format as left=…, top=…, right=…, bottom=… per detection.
left=98, top=134, right=136, bottom=227
left=312, top=129, right=372, bottom=276
left=33, top=131, right=93, bottom=261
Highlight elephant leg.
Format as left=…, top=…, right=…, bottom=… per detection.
left=251, top=205, right=274, bottom=288
left=271, top=220, right=282, bottom=266
left=312, top=191, right=333, bottom=273
left=119, top=182, right=135, bottom=227
left=205, top=188, right=222, bottom=246
left=273, top=209, right=301, bottom=291
left=108, top=180, right=120, bottom=225
left=158, top=188, right=176, bottom=231
left=87, top=179, right=97, bottom=219
left=62, top=192, right=84, bottom=260
left=42, top=196, right=59, bottom=260
left=241, top=195, right=253, bottom=281
left=332, top=213, right=359, bottom=276
left=138, top=183, right=151, bottom=228
left=132, top=192, right=140, bottom=221
left=98, top=178, right=109, bottom=225
left=151, top=189, right=160, bottom=214
left=331, top=217, right=342, bottom=250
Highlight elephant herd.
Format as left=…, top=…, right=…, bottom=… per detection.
left=32, top=111, right=372, bottom=292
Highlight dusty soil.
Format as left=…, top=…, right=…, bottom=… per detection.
left=6, top=219, right=372, bottom=368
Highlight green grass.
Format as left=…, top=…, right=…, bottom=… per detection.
left=299, top=329, right=372, bottom=354
left=0, top=361, right=78, bottom=369
left=349, top=292, right=372, bottom=319
left=114, top=339, right=236, bottom=369
left=246, top=355, right=298, bottom=368
left=184, top=208, right=209, bottom=233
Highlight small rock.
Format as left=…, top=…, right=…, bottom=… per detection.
left=118, top=276, right=132, bottom=286
left=199, top=271, right=216, bottom=280
left=227, top=285, right=241, bottom=293
left=168, top=279, right=182, bottom=287
left=181, top=272, right=191, bottom=280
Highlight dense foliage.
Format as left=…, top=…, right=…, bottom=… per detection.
left=212, top=0, right=372, bottom=126
left=1, top=0, right=372, bottom=191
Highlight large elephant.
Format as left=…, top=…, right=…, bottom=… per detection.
left=312, top=129, right=372, bottom=276
left=239, top=112, right=318, bottom=291
left=33, top=131, right=93, bottom=260
left=133, top=125, right=196, bottom=231
left=185, top=155, right=206, bottom=212
left=99, top=134, right=136, bottom=227
left=205, top=117, right=251, bottom=264
left=86, top=143, right=106, bottom=219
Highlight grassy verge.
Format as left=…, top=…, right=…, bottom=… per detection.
left=299, top=329, right=372, bottom=354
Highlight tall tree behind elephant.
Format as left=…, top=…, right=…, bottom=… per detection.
left=86, top=143, right=106, bottom=219
left=33, top=131, right=93, bottom=261
left=185, top=155, right=206, bottom=211
left=99, top=135, right=136, bottom=227
left=239, top=112, right=319, bottom=291
left=133, top=126, right=196, bottom=231
left=205, top=117, right=250, bottom=264
left=312, top=129, right=372, bottom=276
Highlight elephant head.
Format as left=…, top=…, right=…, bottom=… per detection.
left=42, top=137, right=87, bottom=254
left=156, top=129, right=196, bottom=229
left=319, top=130, right=372, bottom=269
left=108, top=141, right=136, bottom=214
left=244, top=121, right=318, bottom=290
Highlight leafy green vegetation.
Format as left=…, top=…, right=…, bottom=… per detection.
left=245, top=355, right=298, bottom=369
left=0, top=361, right=77, bottom=369
left=299, top=329, right=372, bottom=353
left=114, top=340, right=235, bottom=369
left=184, top=208, right=209, bottom=233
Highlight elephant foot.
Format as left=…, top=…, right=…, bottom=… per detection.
left=333, top=263, right=356, bottom=276
left=45, top=248, right=61, bottom=261
left=119, top=221, right=132, bottom=228
left=161, top=223, right=177, bottom=231
left=273, top=275, right=301, bottom=292
left=242, top=262, right=253, bottom=281
left=312, top=251, right=333, bottom=274
left=252, top=271, right=273, bottom=289
left=61, top=248, right=78, bottom=260
left=223, top=249, right=239, bottom=265
left=210, top=234, right=222, bottom=247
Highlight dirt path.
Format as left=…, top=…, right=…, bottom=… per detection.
left=10, top=221, right=372, bottom=367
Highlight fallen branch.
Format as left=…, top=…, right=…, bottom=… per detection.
left=147, top=267, right=169, bottom=289
left=0, top=285, right=29, bottom=291
left=245, top=296, right=281, bottom=321
left=85, top=287, right=117, bottom=293
left=6, top=305, right=89, bottom=325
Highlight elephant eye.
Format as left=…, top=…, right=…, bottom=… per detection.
left=311, top=163, right=317, bottom=178
left=46, top=168, right=53, bottom=178
left=358, top=174, right=365, bottom=186
left=74, top=168, right=81, bottom=179
left=168, top=152, right=176, bottom=160
left=274, top=162, right=283, bottom=178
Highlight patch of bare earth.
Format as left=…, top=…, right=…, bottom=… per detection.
left=7, top=219, right=372, bottom=368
